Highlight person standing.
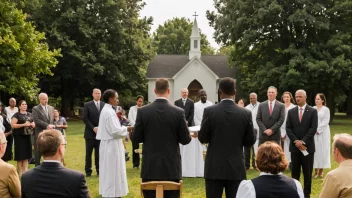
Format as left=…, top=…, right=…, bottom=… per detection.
left=198, top=77, right=256, bottom=198
left=4, top=97, right=18, bottom=161
left=256, top=86, right=285, bottom=145
left=5, top=98, right=19, bottom=119
left=286, top=90, right=318, bottom=198
left=83, top=88, right=105, bottom=177
left=0, top=102, right=13, bottom=162
left=132, top=78, right=191, bottom=198
left=97, top=89, right=133, bottom=198
left=174, top=88, right=194, bottom=126
left=244, top=93, right=260, bottom=170
left=313, top=93, right=331, bottom=178
left=32, top=93, right=55, bottom=166
left=128, top=95, right=144, bottom=169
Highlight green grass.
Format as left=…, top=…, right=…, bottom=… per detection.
left=8, top=115, right=352, bottom=198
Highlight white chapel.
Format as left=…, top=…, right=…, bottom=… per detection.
left=146, top=17, right=236, bottom=103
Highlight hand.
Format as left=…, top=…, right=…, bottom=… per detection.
left=298, top=144, right=307, bottom=151
left=47, top=124, right=55, bottom=129
left=24, top=121, right=31, bottom=127
left=191, top=132, right=198, bottom=138
left=127, top=126, right=134, bottom=133
left=316, top=131, right=319, bottom=135
left=93, top=127, right=98, bottom=133
left=30, top=123, right=35, bottom=128
left=264, top=129, right=273, bottom=136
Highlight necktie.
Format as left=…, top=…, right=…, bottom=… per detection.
left=269, top=102, right=273, bottom=115
left=96, top=102, right=100, bottom=111
left=299, top=108, right=303, bottom=122
left=183, top=99, right=186, bottom=106
left=44, top=106, right=49, bottom=119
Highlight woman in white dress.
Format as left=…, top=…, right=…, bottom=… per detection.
left=313, top=93, right=331, bottom=178
left=280, top=92, right=296, bottom=164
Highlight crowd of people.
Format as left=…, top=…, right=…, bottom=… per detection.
left=0, top=77, right=351, bottom=198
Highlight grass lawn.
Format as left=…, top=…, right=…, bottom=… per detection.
left=8, top=115, right=352, bottom=198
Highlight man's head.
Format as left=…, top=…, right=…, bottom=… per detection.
left=267, top=86, right=277, bottom=101
left=295, top=89, right=307, bottom=107
left=249, top=93, right=258, bottom=105
left=136, top=95, right=144, bottom=107
left=181, top=88, right=188, bottom=99
left=39, top=93, right=48, bottom=106
left=37, top=129, right=66, bottom=161
left=198, top=89, right=207, bottom=103
left=0, top=132, right=7, bottom=159
left=9, top=98, right=16, bottom=108
left=154, top=78, right=170, bottom=98
left=102, top=89, right=118, bottom=106
left=218, top=77, right=236, bottom=100
left=332, top=133, right=352, bottom=164
left=92, top=88, right=101, bottom=102
left=54, top=109, right=60, bottom=118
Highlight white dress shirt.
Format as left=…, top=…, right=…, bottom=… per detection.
left=128, top=105, right=138, bottom=127
left=43, top=160, right=61, bottom=163
left=236, top=172, right=304, bottom=198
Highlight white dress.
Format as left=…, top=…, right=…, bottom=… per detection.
left=245, top=102, right=260, bottom=154
left=96, top=104, right=129, bottom=197
left=313, top=106, right=331, bottom=168
left=180, top=100, right=212, bottom=177
left=280, top=103, right=296, bottom=163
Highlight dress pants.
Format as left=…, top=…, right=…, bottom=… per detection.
left=291, top=152, right=314, bottom=198
left=142, top=179, right=180, bottom=198
left=244, top=146, right=256, bottom=169
left=85, top=139, right=100, bottom=175
left=131, top=138, right=140, bottom=168
left=205, top=179, right=241, bottom=198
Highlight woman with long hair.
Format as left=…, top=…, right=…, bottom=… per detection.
left=313, top=93, right=331, bottom=178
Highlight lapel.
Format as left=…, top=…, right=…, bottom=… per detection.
left=292, top=107, right=300, bottom=124
left=38, top=105, right=49, bottom=121
left=263, top=101, right=270, bottom=116
left=99, top=102, right=104, bottom=113
left=301, top=105, right=310, bottom=123
left=271, top=100, right=280, bottom=117
left=92, top=101, right=100, bottom=114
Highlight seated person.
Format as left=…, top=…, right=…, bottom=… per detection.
left=236, top=141, right=304, bottom=198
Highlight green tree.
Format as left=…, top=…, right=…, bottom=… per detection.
left=153, top=17, right=215, bottom=55
left=207, top=0, right=352, bottom=116
left=0, top=1, right=60, bottom=99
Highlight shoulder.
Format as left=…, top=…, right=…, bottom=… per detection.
left=276, top=101, right=285, bottom=107
left=307, top=105, right=317, bottom=112
left=63, top=168, right=85, bottom=178
left=187, top=98, right=194, bottom=103
left=323, top=106, right=330, bottom=112
left=129, top=105, right=136, bottom=111
left=84, top=101, right=93, bottom=106
left=259, top=101, right=268, bottom=106
left=0, top=161, right=16, bottom=172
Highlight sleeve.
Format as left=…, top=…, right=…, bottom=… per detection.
left=243, top=111, right=256, bottom=147
left=188, top=102, right=194, bottom=125
left=198, top=108, right=210, bottom=143
left=270, top=104, right=285, bottom=133
left=8, top=166, right=21, bottom=198
left=319, top=173, right=339, bottom=198
left=294, top=179, right=305, bottom=198
left=128, top=106, right=136, bottom=127
left=317, top=107, right=330, bottom=134
left=82, top=103, right=94, bottom=131
left=256, top=105, right=266, bottom=132
left=32, top=107, right=49, bottom=129
left=78, top=174, right=90, bottom=198
left=235, top=180, right=256, bottom=198
left=178, top=110, right=191, bottom=145
left=105, top=115, right=128, bottom=139
left=193, top=105, right=201, bottom=126
left=286, top=110, right=299, bottom=142
left=131, top=108, right=144, bottom=143
left=62, top=117, right=67, bottom=125
left=0, top=117, right=4, bottom=132
left=302, top=109, right=318, bottom=145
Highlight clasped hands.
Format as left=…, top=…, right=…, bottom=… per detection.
left=191, top=132, right=198, bottom=138
left=294, top=140, right=307, bottom=151
left=264, top=129, right=273, bottom=136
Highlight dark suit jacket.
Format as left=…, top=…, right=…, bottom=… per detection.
left=174, top=98, right=194, bottom=126
left=256, top=100, right=285, bottom=142
left=21, top=162, right=90, bottom=198
left=286, top=105, right=318, bottom=153
left=198, top=100, right=256, bottom=180
left=32, top=104, right=54, bottom=136
left=83, top=101, right=105, bottom=139
left=132, top=99, right=192, bottom=180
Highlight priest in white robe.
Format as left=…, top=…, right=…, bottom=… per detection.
left=96, top=89, right=133, bottom=198
left=181, top=89, right=212, bottom=177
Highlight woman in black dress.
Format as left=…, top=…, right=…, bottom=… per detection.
left=11, top=100, right=35, bottom=175
left=0, top=102, right=13, bottom=161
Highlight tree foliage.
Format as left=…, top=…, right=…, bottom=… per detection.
left=0, top=1, right=60, bottom=100
left=153, top=17, right=215, bottom=55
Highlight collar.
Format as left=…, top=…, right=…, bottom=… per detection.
left=43, top=160, right=61, bottom=163
left=260, top=172, right=283, bottom=176
left=182, top=98, right=188, bottom=101
left=339, top=159, right=352, bottom=167
left=41, top=104, right=47, bottom=109
left=93, top=100, right=100, bottom=103
left=156, top=97, right=167, bottom=100
left=221, top=98, right=234, bottom=102
left=298, top=103, right=307, bottom=110
left=268, top=99, right=276, bottom=104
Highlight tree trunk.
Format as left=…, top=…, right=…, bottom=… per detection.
left=346, top=90, right=352, bottom=116
left=60, top=79, right=74, bottom=117
left=326, top=90, right=335, bottom=123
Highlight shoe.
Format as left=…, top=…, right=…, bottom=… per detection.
left=313, top=173, right=318, bottom=179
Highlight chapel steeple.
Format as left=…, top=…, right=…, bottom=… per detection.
left=189, top=12, right=201, bottom=60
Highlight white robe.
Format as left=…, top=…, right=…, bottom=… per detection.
left=313, top=106, right=331, bottom=168
left=245, top=102, right=260, bottom=154
left=96, top=104, right=129, bottom=197
left=280, top=103, right=296, bottom=163
left=180, top=100, right=212, bottom=177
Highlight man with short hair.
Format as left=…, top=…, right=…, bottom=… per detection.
left=199, top=77, right=256, bottom=198
left=21, top=129, right=90, bottom=198
left=256, top=86, right=285, bottom=145
left=32, top=93, right=55, bottom=166
left=132, top=78, right=191, bottom=198
left=128, top=95, right=144, bottom=169
left=83, top=88, right=105, bottom=177
left=174, top=88, right=194, bottom=126
left=319, top=133, right=352, bottom=198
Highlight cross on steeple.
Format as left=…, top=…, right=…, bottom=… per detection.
left=193, top=12, right=198, bottom=19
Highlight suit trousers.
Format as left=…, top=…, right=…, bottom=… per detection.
left=244, top=146, right=256, bottom=169
left=131, top=138, right=140, bottom=168
left=85, top=139, right=100, bottom=175
left=142, top=179, right=180, bottom=198
left=291, top=152, right=314, bottom=198
left=205, top=179, right=241, bottom=198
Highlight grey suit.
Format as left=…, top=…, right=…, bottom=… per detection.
left=32, top=104, right=54, bottom=166
left=256, top=100, right=285, bottom=145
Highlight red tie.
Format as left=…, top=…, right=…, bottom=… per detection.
left=299, top=108, right=303, bottom=122
left=269, top=102, right=273, bottom=115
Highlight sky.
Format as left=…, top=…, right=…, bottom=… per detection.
left=140, top=0, right=220, bottom=49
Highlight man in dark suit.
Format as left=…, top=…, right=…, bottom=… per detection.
left=174, top=88, right=194, bottom=126
left=22, top=129, right=90, bottom=198
left=256, top=86, right=285, bottom=145
left=132, top=78, right=191, bottom=198
left=32, top=93, right=55, bottom=166
left=198, top=77, right=256, bottom=198
left=286, top=89, right=318, bottom=198
left=83, top=88, right=105, bottom=177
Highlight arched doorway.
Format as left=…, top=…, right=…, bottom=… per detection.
left=187, top=80, right=203, bottom=102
